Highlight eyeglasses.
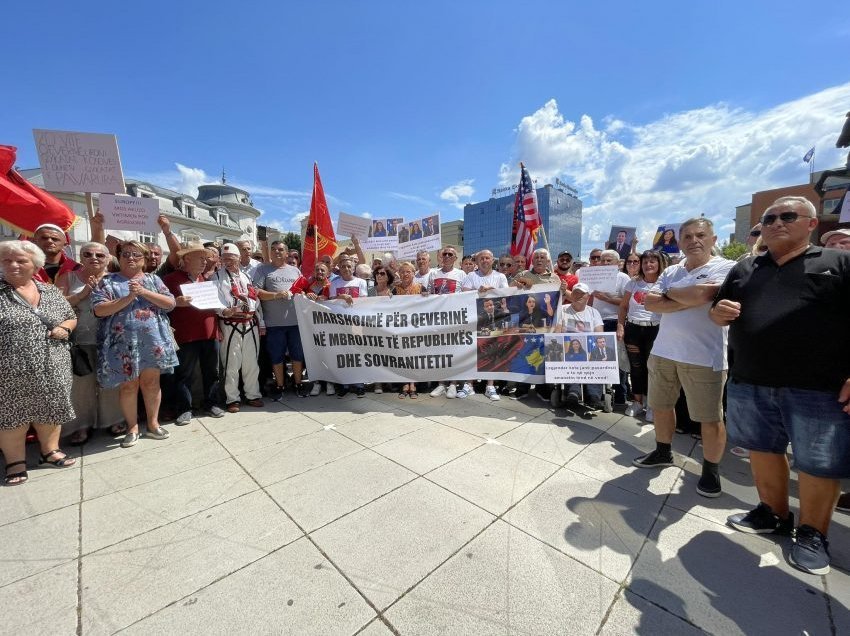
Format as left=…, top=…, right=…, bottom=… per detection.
left=442, top=252, right=456, bottom=257
left=589, top=255, right=601, bottom=261
left=82, top=251, right=108, bottom=259
left=761, top=211, right=813, bottom=226
left=375, top=271, right=388, bottom=276
left=749, top=230, right=762, bottom=237
left=499, top=261, right=513, bottom=267
left=120, top=251, right=144, bottom=259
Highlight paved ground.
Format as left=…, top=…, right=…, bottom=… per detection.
left=4, top=389, right=850, bottom=635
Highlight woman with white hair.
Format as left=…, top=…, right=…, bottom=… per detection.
left=0, top=240, right=77, bottom=485
left=57, top=242, right=125, bottom=445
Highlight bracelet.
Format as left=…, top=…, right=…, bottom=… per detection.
left=57, top=326, right=72, bottom=335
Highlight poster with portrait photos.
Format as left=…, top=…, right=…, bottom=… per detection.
left=544, top=333, right=620, bottom=383
left=362, top=217, right=404, bottom=251
left=651, top=223, right=681, bottom=254
left=397, top=213, right=441, bottom=258
left=605, top=226, right=637, bottom=260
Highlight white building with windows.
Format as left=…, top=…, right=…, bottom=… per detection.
left=1, top=171, right=262, bottom=255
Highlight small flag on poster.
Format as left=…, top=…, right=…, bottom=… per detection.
left=803, top=147, right=815, bottom=164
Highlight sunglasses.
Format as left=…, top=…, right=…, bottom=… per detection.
left=82, top=251, right=108, bottom=259
left=120, top=251, right=144, bottom=259
left=499, top=261, right=513, bottom=266
left=749, top=230, right=761, bottom=237
left=442, top=252, right=456, bottom=257
left=375, top=271, right=388, bottom=276
left=589, top=255, right=601, bottom=261
left=761, top=211, right=812, bottom=225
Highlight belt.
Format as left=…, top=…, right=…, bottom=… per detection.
left=627, top=319, right=660, bottom=327
left=221, top=314, right=255, bottom=325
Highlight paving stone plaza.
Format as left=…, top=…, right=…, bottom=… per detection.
left=4, top=391, right=850, bottom=635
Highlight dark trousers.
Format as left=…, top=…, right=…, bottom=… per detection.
left=623, top=322, right=659, bottom=396
left=172, top=339, right=220, bottom=413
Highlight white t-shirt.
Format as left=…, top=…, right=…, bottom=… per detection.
left=624, top=279, right=661, bottom=324
left=558, top=304, right=603, bottom=333
left=593, top=271, right=631, bottom=320
left=649, top=256, right=735, bottom=370
left=413, top=270, right=432, bottom=287
left=428, top=267, right=465, bottom=294
left=329, top=276, right=368, bottom=299
left=461, top=270, right=508, bottom=290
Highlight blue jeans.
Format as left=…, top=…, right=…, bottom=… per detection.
left=567, top=383, right=603, bottom=402
left=727, top=380, right=850, bottom=478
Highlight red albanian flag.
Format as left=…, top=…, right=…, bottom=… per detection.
left=301, top=162, right=338, bottom=277
left=0, top=145, right=78, bottom=236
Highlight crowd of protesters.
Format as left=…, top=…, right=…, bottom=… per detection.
left=2, top=196, right=849, bottom=577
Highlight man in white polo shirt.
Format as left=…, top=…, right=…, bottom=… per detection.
left=632, top=217, right=735, bottom=498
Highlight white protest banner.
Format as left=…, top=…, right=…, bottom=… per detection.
left=179, top=281, right=225, bottom=310
left=544, top=333, right=620, bottom=384
left=99, top=194, right=160, bottom=233
left=33, top=129, right=125, bottom=194
left=577, top=265, right=619, bottom=292
left=294, top=283, right=560, bottom=384
left=363, top=217, right=401, bottom=252
left=397, top=213, right=441, bottom=258
left=337, top=211, right=371, bottom=238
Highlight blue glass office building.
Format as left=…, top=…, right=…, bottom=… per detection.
left=463, top=185, right=582, bottom=258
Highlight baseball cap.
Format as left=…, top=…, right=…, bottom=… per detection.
left=573, top=282, right=591, bottom=294
left=820, top=228, right=850, bottom=245
left=221, top=243, right=240, bottom=256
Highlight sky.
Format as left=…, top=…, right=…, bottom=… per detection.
left=5, top=1, right=850, bottom=256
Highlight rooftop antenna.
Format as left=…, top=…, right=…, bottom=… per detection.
left=221, top=167, right=226, bottom=184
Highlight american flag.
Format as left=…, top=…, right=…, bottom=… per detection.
left=510, top=162, right=540, bottom=263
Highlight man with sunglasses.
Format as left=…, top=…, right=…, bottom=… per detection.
left=33, top=223, right=79, bottom=284
left=554, top=251, right=578, bottom=303
left=711, top=196, right=850, bottom=576
left=634, top=217, right=735, bottom=500
left=497, top=254, right=517, bottom=283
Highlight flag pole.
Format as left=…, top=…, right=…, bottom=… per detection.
left=811, top=148, right=815, bottom=181
left=539, top=224, right=551, bottom=258
left=313, top=162, right=319, bottom=266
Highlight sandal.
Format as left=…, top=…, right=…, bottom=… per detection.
left=409, top=391, right=418, bottom=399
left=109, top=423, right=128, bottom=436
left=68, top=428, right=90, bottom=446
left=4, top=460, right=28, bottom=486
left=398, top=391, right=407, bottom=398
left=39, top=449, right=76, bottom=468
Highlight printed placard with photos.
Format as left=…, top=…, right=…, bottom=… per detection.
left=397, top=213, right=441, bottom=258
left=544, top=333, right=620, bottom=384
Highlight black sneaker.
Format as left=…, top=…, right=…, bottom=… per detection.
left=727, top=503, right=794, bottom=535
left=696, top=472, right=722, bottom=498
left=790, top=525, right=830, bottom=575
left=355, top=387, right=366, bottom=398
left=632, top=449, right=674, bottom=469
left=836, top=493, right=850, bottom=512
left=296, top=383, right=309, bottom=398
left=337, top=386, right=349, bottom=398
left=587, top=399, right=605, bottom=411
left=565, top=392, right=580, bottom=407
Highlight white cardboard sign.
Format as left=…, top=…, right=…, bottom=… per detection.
left=99, top=194, right=160, bottom=233
left=336, top=212, right=372, bottom=238
left=33, top=129, right=125, bottom=194
left=577, top=265, right=619, bottom=293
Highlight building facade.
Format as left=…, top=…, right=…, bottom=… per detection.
left=3, top=171, right=260, bottom=255
left=463, top=184, right=582, bottom=258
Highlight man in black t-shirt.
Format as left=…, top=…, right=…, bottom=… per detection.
left=711, top=195, right=850, bottom=577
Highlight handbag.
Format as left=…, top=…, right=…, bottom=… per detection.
left=70, top=340, right=94, bottom=376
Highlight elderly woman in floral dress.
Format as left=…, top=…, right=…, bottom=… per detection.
left=0, top=241, right=77, bottom=486
left=91, top=241, right=178, bottom=448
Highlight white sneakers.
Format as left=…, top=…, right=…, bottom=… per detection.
left=624, top=402, right=645, bottom=418
left=310, top=383, right=322, bottom=397
left=326, top=383, right=336, bottom=396
left=644, top=408, right=654, bottom=423
left=457, top=383, right=474, bottom=399
left=446, top=384, right=458, bottom=399
left=485, top=385, right=500, bottom=401
left=374, top=384, right=383, bottom=394
left=430, top=384, right=447, bottom=397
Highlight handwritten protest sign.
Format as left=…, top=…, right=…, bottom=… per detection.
left=544, top=333, right=620, bottom=384
left=577, top=265, right=619, bottom=292
left=99, top=194, right=160, bottom=233
left=179, top=281, right=225, bottom=310
left=33, top=129, right=125, bottom=194
left=337, top=211, right=371, bottom=238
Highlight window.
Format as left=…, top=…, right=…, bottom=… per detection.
left=823, top=198, right=842, bottom=215
left=185, top=205, right=195, bottom=219
left=217, top=211, right=228, bottom=225
left=181, top=231, right=200, bottom=243
left=138, top=232, right=156, bottom=243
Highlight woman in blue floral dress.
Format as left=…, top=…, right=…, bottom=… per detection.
left=91, top=241, right=177, bottom=448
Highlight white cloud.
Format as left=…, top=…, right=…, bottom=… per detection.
left=440, top=179, right=475, bottom=210
left=388, top=191, right=435, bottom=208
left=502, top=83, right=850, bottom=254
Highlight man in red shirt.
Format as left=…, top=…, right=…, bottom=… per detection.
left=33, top=223, right=79, bottom=284
left=554, top=251, right=577, bottom=303
left=162, top=241, right=225, bottom=423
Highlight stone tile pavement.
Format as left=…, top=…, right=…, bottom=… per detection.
left=4, top=390, right=850, bottom=634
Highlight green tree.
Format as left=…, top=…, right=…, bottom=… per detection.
left=720, top=241, right=748, bottom=261
left=282, top=232, right=301, bottom=253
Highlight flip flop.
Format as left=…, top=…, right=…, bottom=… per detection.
left=409, top=392, right=418, bottom=399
